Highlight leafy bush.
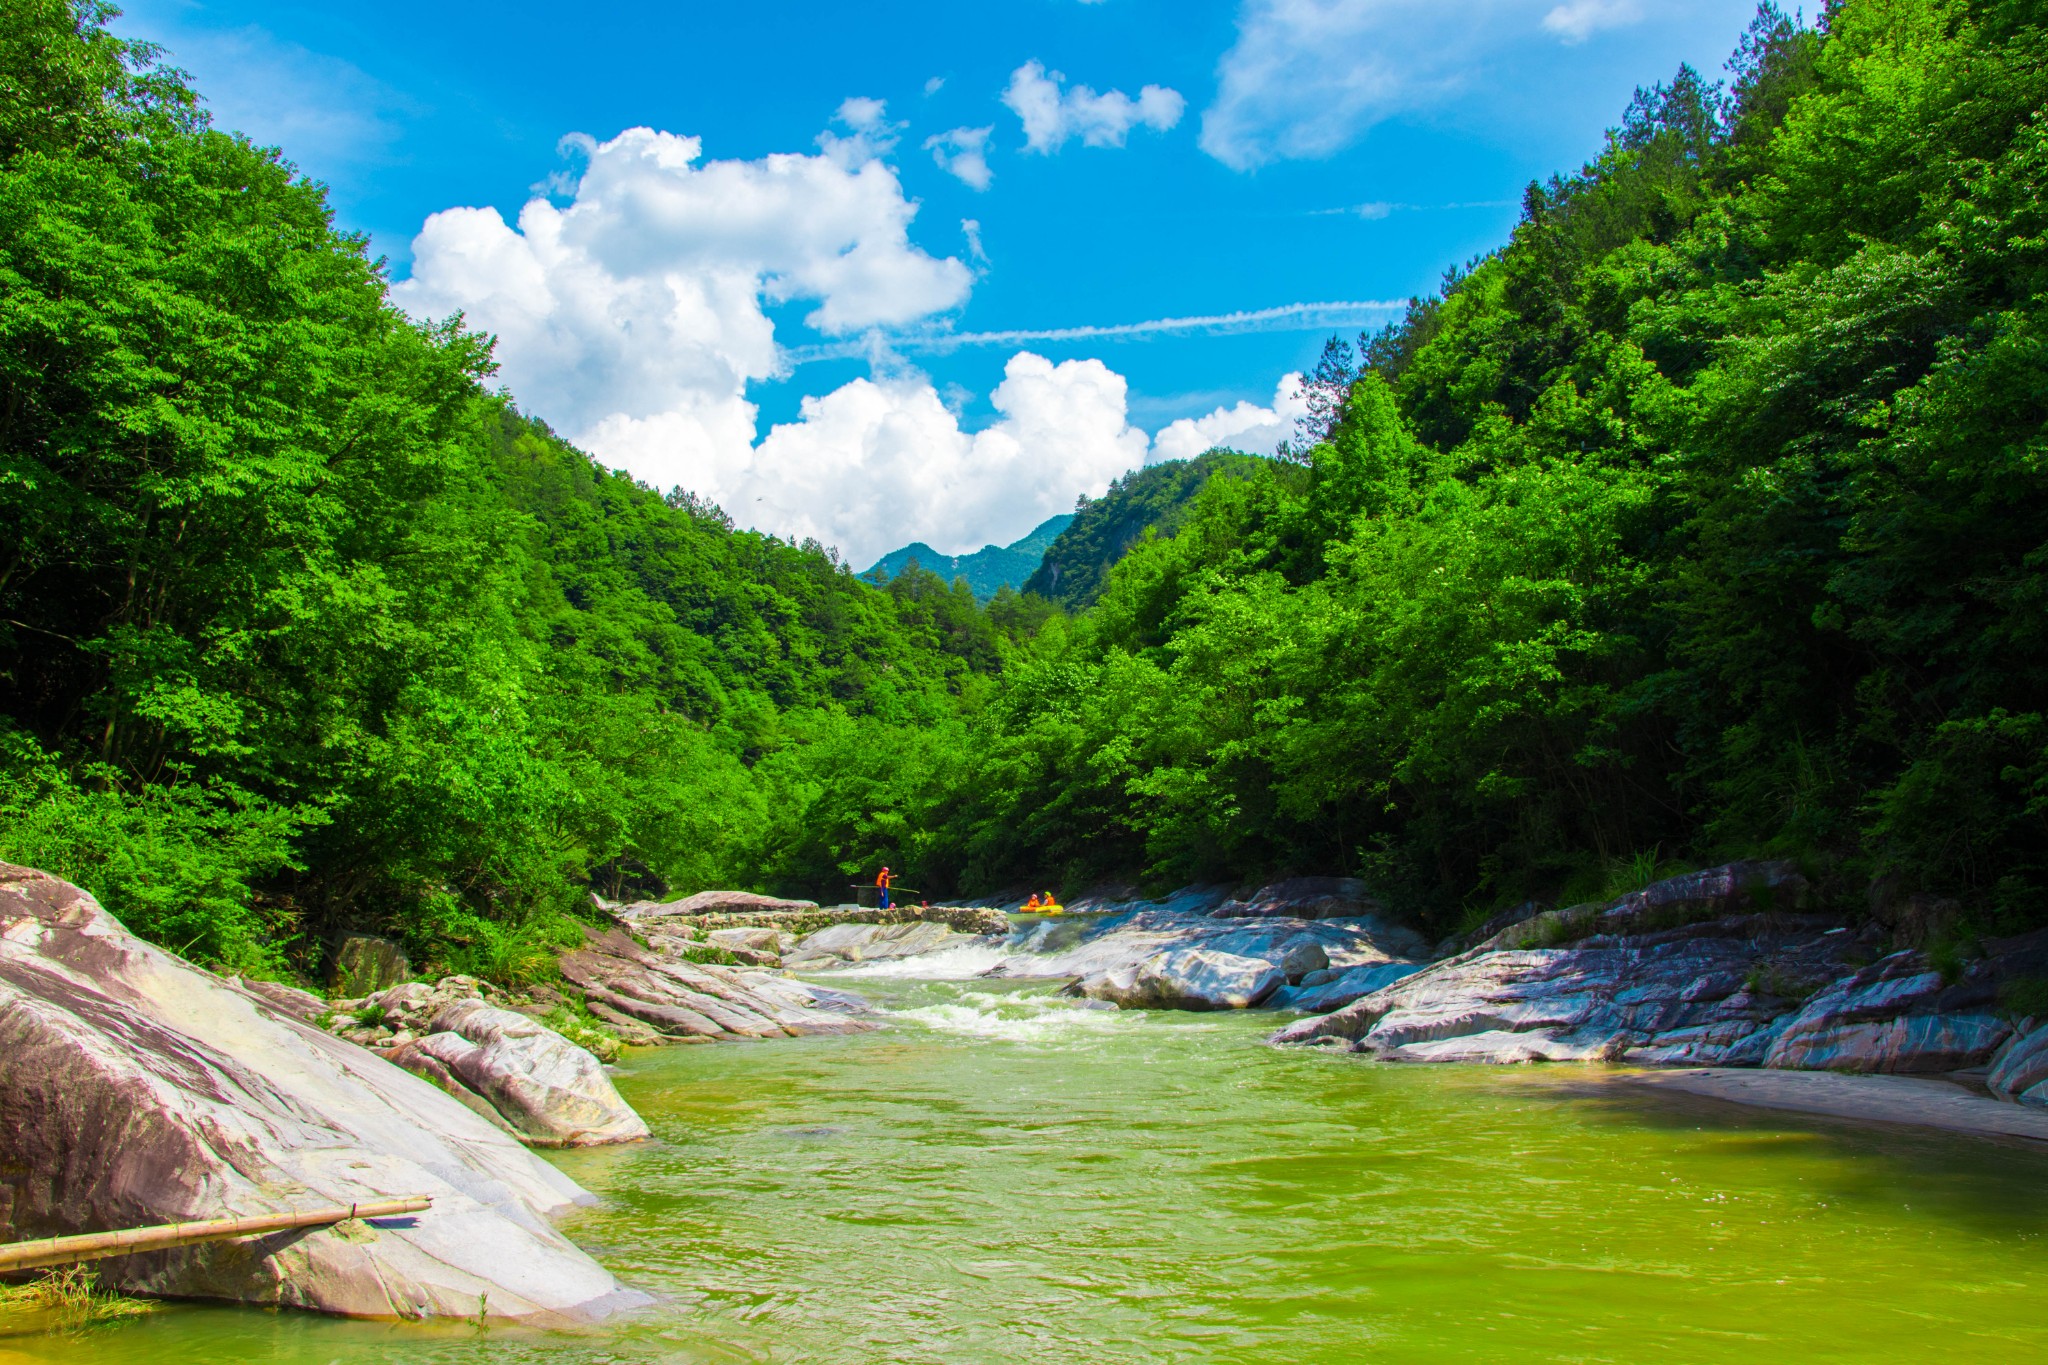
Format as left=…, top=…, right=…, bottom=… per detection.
left=0, top=740, right=310, bottom=973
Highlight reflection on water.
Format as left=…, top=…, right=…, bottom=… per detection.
left=9, top=976, right=2048, bottom=1364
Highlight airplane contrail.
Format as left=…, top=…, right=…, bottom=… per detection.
left=783, top=299, right=1409, bottom=365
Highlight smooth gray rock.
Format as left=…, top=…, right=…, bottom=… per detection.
left=784, top=920, right=979, bottom=968
left=560, top=928, right=874, bottom=1041
left=1267, top=961, right=1426, bottom=1014
left=0, top=864, right=639, bottom=1323
left=617, top=889, right=818, bottom=920
left=707, top=926, right=783, bottom=955
left=1271, top=913, right=1867, bottom=1064
left=407, top=1001, right=647, bottom=1148
left=1275, top=938, right=1330, bottom=982
left=239, top=977, right=328, bottom=1021
left=990, top=910, right=1425, bottom=1012
left=1068, top=947, right=1285, bottom=1010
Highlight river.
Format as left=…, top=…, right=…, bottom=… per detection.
left=8, top=972, right=2048, bottom=1363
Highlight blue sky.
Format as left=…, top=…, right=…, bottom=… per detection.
left=115, top=0, right=1764, bottom=566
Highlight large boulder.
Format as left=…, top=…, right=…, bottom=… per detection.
left=707, top=926, right=784, bottom=956
left=1989, top=1022, right=2048, bottom=1103
left=783, top=920, right=982, bottom=969
left=560, top=928, right=875, bottom=1041
left=1461, top=861, right=1810, bottom=956
left=392, top=1001, right=648, bottom=1148
left=1067, top=947, right=1285, bottom=1010
left=1267, top=961, right=1426, bottom=1014
left=1760, top=952, right=2013, bottom=1073
left=1272, top=912, right=1871, bottom=1064
left=0, top=864, right=640, bottom=1322
left=330, top=934, right=409, bottom=996
left=989, top=908, right=1425, bottom=1011
left=616, top=889, right=817, bottom=921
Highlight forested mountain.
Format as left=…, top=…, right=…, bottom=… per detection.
left=860, top=514, right=1073, bottom=602
left=872, top=0, right=2048, bottom=936
left=1024, top=452, right=1269, bottom=608
left=0, top=1, right=1021, bottom=976
left=3, top=0, right=2044, bottom=979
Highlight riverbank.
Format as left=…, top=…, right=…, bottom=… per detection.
left=1607, top=1067, right=2048, bottom=1144
left=23, top=976, right=2048, bottom=1364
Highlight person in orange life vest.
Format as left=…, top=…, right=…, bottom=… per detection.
left=1024, top=893, right=1041, bottom=911
left=876, top=866, right=893, bottom=909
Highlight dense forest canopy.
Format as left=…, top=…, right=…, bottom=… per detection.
left=0, top=0, right=1032, bottom=974
left=2, top=0, right=2044, bottom=981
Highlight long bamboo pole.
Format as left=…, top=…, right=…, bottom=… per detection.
left=0, top=1196, right=433, bottom=1273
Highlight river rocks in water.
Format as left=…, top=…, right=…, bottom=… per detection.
left=397, top=1001, right=648, bottom=1148
left=1271, top=911, right=1873, bottom=1063
left=1065, top=947, right=1285, bottom=1010
left=783, top=919, right=985, bottom=969
left=304, top=976, right=647, bottom=1146
left=561, top=927, right=875, bottom=1041
left=1269, top=864, right=2046, bottom=1077
left=0, top=864, right=641, bottom=1322
left=988, top=908, right=1425, bottom=1014
left=1267, top=961, right=1427, bottom=1013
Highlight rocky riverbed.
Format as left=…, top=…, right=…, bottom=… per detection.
left=10, top=854, right=2048, bottom=1328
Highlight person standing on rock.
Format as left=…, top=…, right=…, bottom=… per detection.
left=876, top=866, right=893, bottom=910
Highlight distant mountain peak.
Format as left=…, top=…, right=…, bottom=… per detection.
left=1025, top=451, right=1269, bottom=608
left=859, top=513, right=1076, bottom=602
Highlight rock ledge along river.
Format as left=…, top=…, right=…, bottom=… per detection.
left=12, top=971, right=2048, bottom=1364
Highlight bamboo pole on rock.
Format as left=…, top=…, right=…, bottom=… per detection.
left=0, top=1196, right=433, bottom=1273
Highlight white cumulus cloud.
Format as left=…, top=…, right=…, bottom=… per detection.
left=1002, top=60, right=1186, bottom=153
left=926, top=125, right=995, bottom=189
left=760, top=354, right=1149, bottom=566
left=590, top=353, right=1150, bottom=567
left=1541, top=0, right=1645, bottom=43
left=393, top=123, right=971, bottom=443
left=395, top=116, right=1326, bottom=567
left=394, top=121, right=1179, bottom=565
left=1151, top=373, right=1308, bottom=463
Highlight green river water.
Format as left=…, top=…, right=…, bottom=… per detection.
left=7, top=975, right=2048, bottom=1363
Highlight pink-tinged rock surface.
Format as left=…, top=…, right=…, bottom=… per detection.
left=0, top=864, right=642, bottom=1323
